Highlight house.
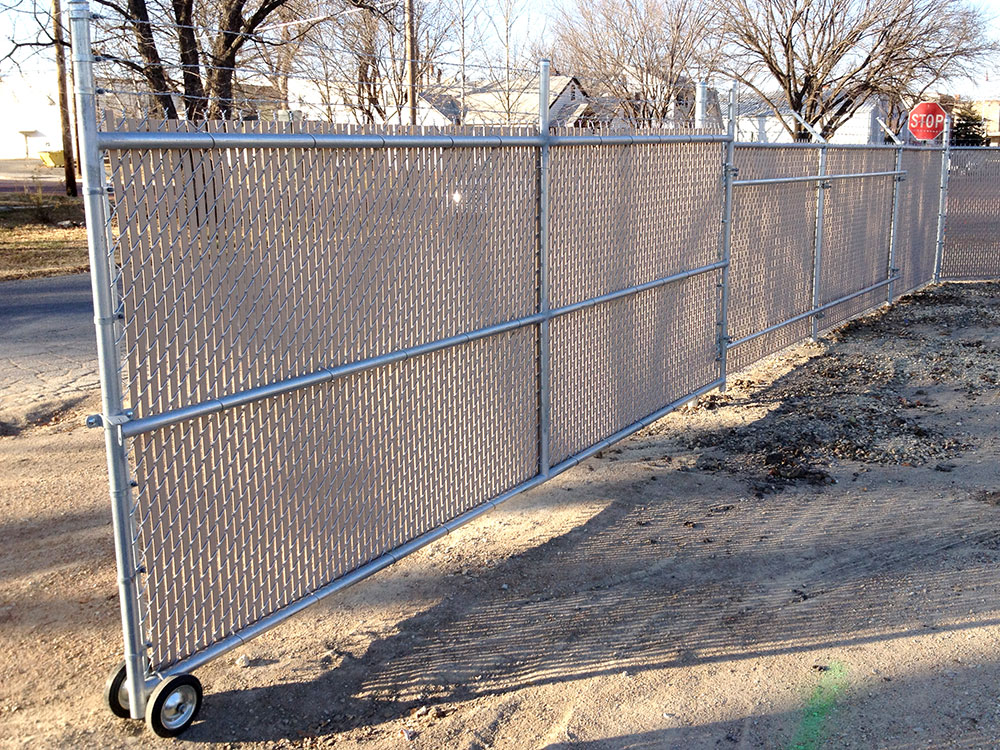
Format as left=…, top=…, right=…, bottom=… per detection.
left=411, top=75, right=588, bottom=127
left=413, top=71, right=716, bottom=130
left=735, top=93, right=891, bottom=144
left=553, top=71, right=722, bottom=130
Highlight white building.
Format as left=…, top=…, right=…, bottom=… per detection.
left=0, top=70, right=69, bottom=159
left=735, top=93, right=891, bottom=144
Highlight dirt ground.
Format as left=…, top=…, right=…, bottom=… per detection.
left=2, top=282, right=1000, bottom=749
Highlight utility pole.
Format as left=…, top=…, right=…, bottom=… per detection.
left=51, top=0, right=78, bottom=196
left=404, top=0, right=417, bottom=125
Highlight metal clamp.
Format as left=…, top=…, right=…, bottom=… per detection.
left=86, top=409, right=134, bottom=428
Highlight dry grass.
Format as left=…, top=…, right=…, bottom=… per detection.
left=0, top=192, right=89, bottom=281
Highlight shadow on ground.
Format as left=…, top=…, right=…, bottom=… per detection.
left=87, top=282, right=1000, bottom=747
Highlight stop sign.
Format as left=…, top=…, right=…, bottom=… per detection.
left=908, top=102, right=948, bottom=140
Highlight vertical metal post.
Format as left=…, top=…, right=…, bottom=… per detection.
left=695, top=81, right=708, bottom=129
left=810, top=144, right=828, bottom=340
left=717, top=84, right=737, bottom=391
left=537, top=60, right=551, bottom=476
left=886, top=146, right=904, bottom=303
left=69, top=0, right=147, bottom=719
left=933, top=115, right=952, bottom=283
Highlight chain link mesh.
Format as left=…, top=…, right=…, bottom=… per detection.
left=132, top=329, right=538, bottom=670
left=100, top=120, right=963, bottom=674
left=817, top=148, right=895, bottom=329
left=107, top=120, right=543, bottom=671
left=941, top=150, right=1000, bottom=279
left=107, top=121, right=539, bottom=419
left=549, top=274, right=719, bottom=464
left=548, top=137, right=724, bottom=308
left=893, top=149, right=941, bottom=296
left=726, top=147, right=818, bottom=372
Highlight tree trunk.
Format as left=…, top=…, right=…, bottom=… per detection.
left=126, top=0, right=178, bottom=118
left=172, top=0, right=207, bottom=119
left=405, top=0, right=417, bottom=125
left=51, top=0, right=77, bottom=196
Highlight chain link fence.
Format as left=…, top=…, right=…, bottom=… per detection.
left=66, top=2, right=1000, bottom=734
left=941, top=148, right=1000, bottom=279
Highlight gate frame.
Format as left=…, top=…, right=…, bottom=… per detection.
left=69, top=4, right=735, bottom=721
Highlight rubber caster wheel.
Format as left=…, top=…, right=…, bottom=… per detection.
left=145, top=674, right=202, bottom=737
left=104, top=661, right=131, bottom=719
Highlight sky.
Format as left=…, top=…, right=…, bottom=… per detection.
left=964, top=0, right=1000, bottom=98
left=1, top=0, right=1000, bottom=99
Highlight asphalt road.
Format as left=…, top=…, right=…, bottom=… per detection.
left=0, top=273, right=98, bottom=425
left=0, top=273, right=94, bottom=352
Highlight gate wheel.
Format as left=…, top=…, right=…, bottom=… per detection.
left=104, top=661, right=131, bottom=719
left=145, top=674, right=202, bottom=737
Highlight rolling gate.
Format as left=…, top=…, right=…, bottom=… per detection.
left=67, top=5, right=988, bottom=735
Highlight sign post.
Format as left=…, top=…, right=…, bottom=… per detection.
left=908, top=102, right=948, bottom=141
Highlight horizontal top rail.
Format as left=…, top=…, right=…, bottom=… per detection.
left=548, top=133, right=732, bottom=146
left=734, top=170, right=905, bottom=187
left=734, top=141, right=944, bottom=152
left=99, top=132, right=954, bottom=153
left=98, top=131, right=542, bottom=150
left=97, top=130, right=733, bottom=150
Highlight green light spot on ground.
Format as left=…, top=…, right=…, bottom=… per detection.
left=789, top=661, right=849, bottom=750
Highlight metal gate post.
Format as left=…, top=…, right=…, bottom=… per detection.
left=537, top=60, right=552, bottom=476
left=68, top=0, right=148, bottom=719
left=887, top=146, right=904, bottom=302
left=717, top=84, right=737, bottom=390
left=933, top=115, right=952, bottom=282
left=810, top=143, right=828, bottom=340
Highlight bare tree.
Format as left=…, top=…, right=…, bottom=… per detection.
left=483, top=0, right=528, bottom=123
left=51, top=0, right=78, bottom=195
left=550, top=0, right=717, bottom=126
left=714, top=0, right=999, bottom=140
left=1, top=0, right=394, bottom=120
left=291, top=0, right=452, bottom=124
left=442, top=0, right=482, bottom=123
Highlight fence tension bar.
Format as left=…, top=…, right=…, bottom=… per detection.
left=933, top=115, right=952, bottom=282
left=537, top=59, right=552, bottom=478
left=808, top=122, right=829, bottom=341
left=717, top=84, right=737, bottom=391
left=886, top=145, right=904, bottom=303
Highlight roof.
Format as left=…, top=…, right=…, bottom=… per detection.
left=737, top=92, right=885, bottom=119
left=419, top=75, right=584, bottom=125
